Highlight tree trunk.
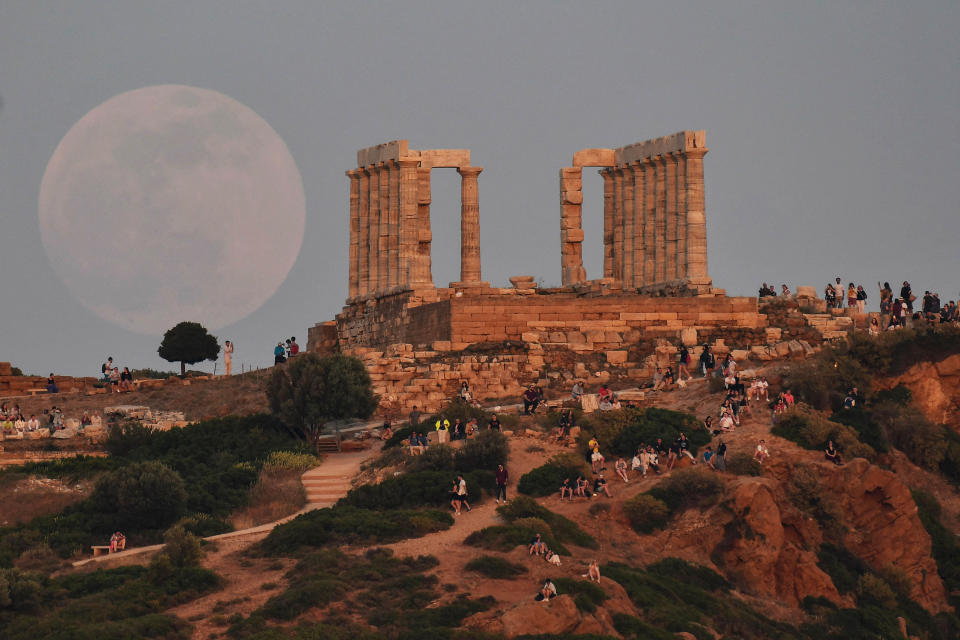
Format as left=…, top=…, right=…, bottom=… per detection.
left=180, top=361, right=186, bottom=377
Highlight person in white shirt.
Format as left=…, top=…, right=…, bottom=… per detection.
left=223, top=340, right=234, bottom=376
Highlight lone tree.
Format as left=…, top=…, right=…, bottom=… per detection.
left=265, top=352, right=378, bottom=451
left=157, top=321, right=220, bottom=376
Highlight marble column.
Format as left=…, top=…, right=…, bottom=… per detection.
left=386, top=160, right=400, bottom=289
left=415, top=167, right=433, bottom=287
left=398, top=158, right=419, bottom=288
left=654, top=154, right=667, bottom=283
left=457, top=166, right=483, bottom=284
left=684, top=148, right=709, bottom=283
left=611, top=167, right=623, bottom=282
left=367, top=165, right=380, bottom=292
left=621, top=164, right=635, bottom=288
left=377, top=162, right=390, bottom=292
left=642, top=158, right=656, bottom=287
left=358, top=167, right=370, bottom=295
left=675, top=152, right=688, bottom=280
left=631, top=162, right=645, bottom=287
left=601, top=169, right=614, bottom=279
left=347, top=170, right=360, bottom=299
left=665, top=152, right=678, bottom=281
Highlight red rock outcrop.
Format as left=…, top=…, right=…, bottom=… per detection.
left=466, top=593, right=623, bottom=638
left=817, top=458, right=949, bottom=612
left=877, top=353, right=960, bottom=429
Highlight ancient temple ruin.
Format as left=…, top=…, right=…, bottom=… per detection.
left=346, top=140, right=486, bottom=300
left=560, top=131, right=710, bottom=293
left=307, top=132, right=810, bottom=412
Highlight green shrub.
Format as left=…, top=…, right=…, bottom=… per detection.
left=464, top=521, right=569, bottom=556
left=455, top=430, right=509, bottom=472
left=787, top=466, right=845, bottom=539
left=175, top=512, right=232, bottom=537
left=772, top=405, right=875, bottom=461
left=407, top=445, right=456, bottom=472
left=339, top=469, right=494, bottom=510
left=366, top=446, right=408, bottom=470
left=817, top=542, right=870, bottom=594
left=912, top=489, right=960, bottom=603
left=262, top=451, right=322, bottom=472
left=647, top=468, right=725, bottom=512
left=518, top=453, right=590, bottom=497
left=160, top=525, right=204, bottom=568
left=553, top=577, right=607, bottom=613
left=856, top=573, right=898, bottom=608
left=725, top=452, right=762, bottom=476
left=383, top=424, right=416, bottom=449
left=464, top=555, right=527, bottom=579
left=623, top=494, right=669, bottom=533
left=497, top=496, right=597, bottom=549
left=606, top=408, right=706, bottom=458
left=646, top=557, right=730, bottom=592
left=0, top=568, right=44, bottom=612
left=870, top=402, right=944, bottom=469
left=260, top=506, right=453, bottom=555
left=90, top=460, right=188, bottom=530
left=830, top=407, right=890, bottom=454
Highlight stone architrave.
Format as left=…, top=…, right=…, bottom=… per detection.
left=611, top=168, right=623, bottom=282
left=398, top=158, right=419, bottom=288
left=367, top=164, right=380, bottom=292
left=601, top=169, right=614, bottom=279
left=685, top=147, right=709, bottom=284
left=664, top=152, right=678, bottom=281
left=347, top=170, right=360, bottom=298
left=378, top=162, right=390, bottom=292
left=456, top=166, right=484, bottom=285
left=415, top=166, right=433, bottom=287
left=654, top=154, right=667, bottom=283
left=621, top=164, right=635, bottom=288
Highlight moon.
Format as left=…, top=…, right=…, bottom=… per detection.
left=38, top=85, right=306, bottom=335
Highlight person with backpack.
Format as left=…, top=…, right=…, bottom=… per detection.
left=699, top=346, right=715, bottom=378
left=678, top=345, right=692, bottom=381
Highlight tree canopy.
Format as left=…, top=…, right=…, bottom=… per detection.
left=265, top=353, right=378, bottom=448
left=157, top=321, right=220, bottom=375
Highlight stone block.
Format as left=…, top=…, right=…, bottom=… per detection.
left=431, top=341, right=451, bottom=351
left=606, top=350, right=628, bottom=365
left=796, top=285, right=817, bottom=298
left=562, top=228, right=585, bottom=243
left=573, top=148, right=615, bottom=167
left=561, top=190, right=583, bottom=205
left=680, top=327, right=698, bottom=346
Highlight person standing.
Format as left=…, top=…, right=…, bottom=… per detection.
left=408, top=405, right=421, bottom=427
left=223, top=340, right=234, bottom=376
left=495, top=464, right=508, bottom=504
left=715, top=439, right=727, bottom=471
left=289, top=337, right=299, bottom=356
left=901, top=281, right=914, bottom=312
left=435, top=415, right=450, bottom=443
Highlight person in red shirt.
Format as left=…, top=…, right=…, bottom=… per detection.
left=289, top=337, right=300, bottom=355
left=782, top=389, right=795, bottom=406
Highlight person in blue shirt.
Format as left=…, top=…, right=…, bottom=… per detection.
left=273, top=342, right=286, bottom=364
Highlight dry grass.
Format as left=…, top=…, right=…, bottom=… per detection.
left=0, top=473, right=92, bottom=526
left=229, top=466, right=306, bottom=530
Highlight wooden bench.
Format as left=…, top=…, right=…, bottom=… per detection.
left=25, top=388, right=47, bottom=396
left=91, top=545, right=111, bottom=557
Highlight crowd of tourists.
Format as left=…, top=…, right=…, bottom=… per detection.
left=273, top=337, right=299, bottom=364
left=98, top=356, right=134, bottom=392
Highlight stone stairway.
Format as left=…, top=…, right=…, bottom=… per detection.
left=803, top=313, right=854, bottom=341
left=300, top=448, right=374, bottom=508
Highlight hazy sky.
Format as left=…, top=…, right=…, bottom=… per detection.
left=1, top=1, right=958, bottom=377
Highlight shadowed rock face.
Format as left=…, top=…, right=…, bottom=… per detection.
left=879, top=353, right=960, bottom=429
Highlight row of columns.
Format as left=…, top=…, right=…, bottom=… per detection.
left=560, top=146, right=708, bottom=289
left=348, top=162, right=484, bottom=299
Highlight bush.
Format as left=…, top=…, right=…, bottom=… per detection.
left=497, top=496, right=597, bottom=549
left=407, top=445, right=456, bottom=472
left=518, top=453, right=590, bottom=497
left=623, top=494, right=669, bottom=533
left=772, top=405, right=875, bottom=461
left=464, top=520, right=569, bottom=556
left=830, top=407, right=890, bottom=454
left=856, top=573, right=898, bottom=608
left=175, top=513, right=232, bottom=537
left=817, top=542, right=870, bottom=594
left=464, top=555, right=527, bottom=579
left=787, top=466, right=845, bottom=539
left=646, top=557, right=731, bottom=592
left=262, top=451, right=322, bottom=472
left=160, top=525, right=204, bottom=568
left=260, top=506, right=453, bottom=555
left=455, top=430, right=509, bottom=472
left=339, top=469, right=494, bottom=510
left=602, top=408, right=706, bottom=458
left=870, top=402, right=944, bottom=469
left=912, top=489, right=960, bottom=602
left=552, top=577, right=607, bottom=613
left=89, top=461, right=187, bottom=530
left=647, top=468, right=725, bottom=512
left=725, top=452, right=762, bottom=476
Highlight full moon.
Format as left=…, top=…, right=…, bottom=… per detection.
left=38, top=85, right=306, bottom=335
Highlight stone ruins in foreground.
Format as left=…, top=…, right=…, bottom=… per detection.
left=308, top=132, right=852, bottom=411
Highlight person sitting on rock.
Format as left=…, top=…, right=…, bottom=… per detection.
left=663, top=366, right=676, bottom=389
left=381, top=421, right=393, bottom=441
left=488, top=414, right=502, bottom=431
left=536, top=578, right=558, bottom=602
left=523, top=386, right=540, bottom=415
left=754, top=439, right=770, bottom=464
left=435, top=415, right=450, bottom=443
left=590, top=446, right=605, bottom=474
left=677, top=433, right=697, bottom=465
left=452, top=418, right=465, bottom=441
left=593, top=474, right=612, bottom=498
left=652, top=365, right=665, bottom=391
left=615, top=456, right=630, bottom=483
left=598, top=384, right=611, bottom=402
left=458, top=381, right=472, bottom=403
left=585, top=560, right=601, bottom=583
left=529, top=533, right=547, bottom=556
left=575, top=474, right=591, bottom=498
left=631, top=450, right=645, bottom=476
left=559, top=477, right=573, bottom=501
left=545, top=549, right=562, bottom=566
left=702, top=446, right=716, bottom=469
left=571, top=381, right=584, bottom=401
left=408, top=432, right=422, bottom=455
left=825, top=440, right=843, bottom=465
